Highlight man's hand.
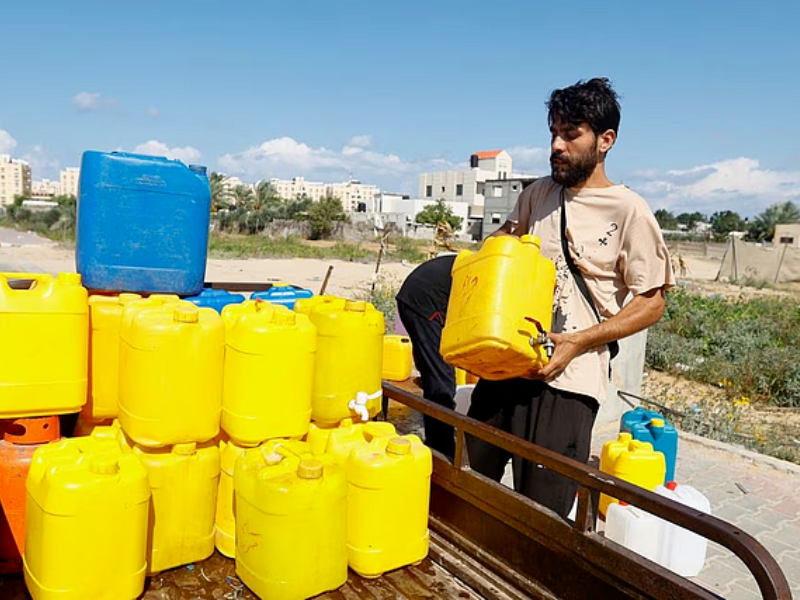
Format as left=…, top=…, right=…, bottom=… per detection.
left=526, top=331, right=584, bottom=381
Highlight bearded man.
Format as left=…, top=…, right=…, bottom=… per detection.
left=466, top=78, right=675, bottom=519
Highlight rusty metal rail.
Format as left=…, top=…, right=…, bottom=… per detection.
left=382, top=382, right=793, bottom=600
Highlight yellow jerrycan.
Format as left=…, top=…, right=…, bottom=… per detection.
left=222, top=300, right=316, bottom=445
left=293, top=294, right=347, bottom=316
left=129, top=438, right=220, bottom=574
left=0, top=272, right=88, bottom=418
left=234, top=442, right=347, bottom=599
left=23, top=435, right=150, bottom=600
left=83, top=293, right=142, bottom=423
left=214, top=436, right=310, bottom=559
left=118, top=301, right=224, bottom=447
left=305, top=299, right=385, bottom=426
left=599, top=432, right=666, bottom=517
left=307, top=418, right=397, bottom=464
left=382, top=334, right=413, bottom=381
left=347, top=435, right=432, bottom=578
left=441, top=235, right=556, bottom=380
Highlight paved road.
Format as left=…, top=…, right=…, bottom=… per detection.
left=0, top=226, right=51, bottom=246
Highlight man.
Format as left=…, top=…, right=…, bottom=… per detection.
left=396, top=253, right=457, bottom=459
left=466, top=78, right=675, bottom=519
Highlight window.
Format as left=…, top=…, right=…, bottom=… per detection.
left=492, top=186, right=503, bottom=197
left=425, top=185, right=432, bottom=197
left=441, top=186, right=445, bottom=193
left=456, top=184, right=463, bottom=196
left=512, top=184, right=519, bottom=191
left=491, top=213, right=502, bottom=224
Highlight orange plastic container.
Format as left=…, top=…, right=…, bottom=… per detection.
left=599, top=432, right=666, bottom=517
left=304, top=299, right=384, bottom=426
left=0, top=417, right=60, bottom=574
left=222, top=300, right=316, bottom=445
left=83, top=293, right=142, bottom=422
left=441, top=235, right=556, bottom=380
left=118, top=302, right=224, bottom=447
left=382, top=335, right=413, bottom=381
left=0, top=272, right=88, bottom=418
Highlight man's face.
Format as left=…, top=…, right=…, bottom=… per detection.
left=549, top=118, right=600, bottom=188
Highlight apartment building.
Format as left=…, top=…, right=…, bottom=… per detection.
left=269, top=176, right=380, bottom=212
left=481, top=177, right=537, bottom=238
left=417, top=150, right=513, bottom=220
left=59, top=167, right=80, bottom=197
left=31, top=179, right=61, bottom=198
left=0, top=155, right=32, bottom=207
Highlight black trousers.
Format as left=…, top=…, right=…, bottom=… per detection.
left=397, top=300, right=456, bottom=459
left=466, top=378, right=599, bottom=519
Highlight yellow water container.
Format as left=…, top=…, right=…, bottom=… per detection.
left=222, top=300, right=316, bottom=445
left=0, top=272, right=88, bottom=418
left=23, top=436, right=150, bottom=600
left=307, top=418, right=397, bottom=464
left=599, top=432, right=666, bottom=517
left=382, top=335, right=413, bottom=381
left=83, top=293, right=142, bottom=422
left=131, top=439, right=220, bottom=574
left=235, top=443, right=347, bottom=599
left=306, top=299, right=384, bottom=426
left=347, top=435, right=432, bottom=577
left=293, top=294, right=347, bottom=316
left=441, top=235, right=556, bottom=380
left=214, top=437, right=310, bottom=559
left=118, top=301, right=224, bottom=447
left=455, top=368, right=480, bottom=385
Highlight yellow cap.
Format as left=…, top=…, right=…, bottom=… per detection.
left=345, top=300, right=366, bottom=312
left=273, top=282, right=291, bottom=288
left=173, top=442, right=197, bottom=456
left=387, top=437, right=411, bottom=456
left=173, top=305, right=199, bottom=323
left=90, top=456, right=120, bottom=475
left=619, top=432, right=633, bottom=442
left=297, top=459, right=324, bottom=480
left=520, top=234, right=542, bottom=248
left=650, top=418, right=665, bottom=428
left=57, top=272, right=83, bottom=286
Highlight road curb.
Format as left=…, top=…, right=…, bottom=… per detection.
left=678, top=429, right=800, bottom=476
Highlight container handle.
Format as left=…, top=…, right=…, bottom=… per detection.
left=0, top=272, right=54, bottom=293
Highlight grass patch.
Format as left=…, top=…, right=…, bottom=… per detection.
left=208, top=233, right=373, bottom=261
left=646, top=287, right=800, bottom=408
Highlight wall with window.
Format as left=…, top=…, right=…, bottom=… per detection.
left=481, top=177, right=537, bottom=238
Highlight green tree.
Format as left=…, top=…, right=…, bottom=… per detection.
left=654, top=208, right=679, bottom=230
left=307, top=195, right=348, bottom=240
left=415, top=198, right=463, bottom=231
left=209, top=172, right=231, bottom=212
left=747, top=201, right=800, bottom=242
left=230, top=184, right=254, bottom=209
left=676, top=211, right=706, bottom=231
left=710, top=210, right=746, bottom=238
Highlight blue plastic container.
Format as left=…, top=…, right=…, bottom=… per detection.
left=76, top=151, right=211, bottom=295
left=184, top=288, right=246, bottom=313
left=252, top=283, right=314, bottom=309
left=621, top=406, right=678, bottom=484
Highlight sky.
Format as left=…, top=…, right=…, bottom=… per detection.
left=2, top=0, right=799, bottom=218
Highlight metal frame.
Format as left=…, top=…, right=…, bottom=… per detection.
left=382, top=383, right=792, bottom=600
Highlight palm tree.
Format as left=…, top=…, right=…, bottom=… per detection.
left=209, top=172, right=231, bottom=212
left=748, top=201, right=800, bottom=242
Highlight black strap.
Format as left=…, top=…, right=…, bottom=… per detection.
left=559, top=187, right=619, bottom=361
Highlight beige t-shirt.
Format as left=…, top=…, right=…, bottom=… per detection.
left=508, top=177, right=675, bottom=403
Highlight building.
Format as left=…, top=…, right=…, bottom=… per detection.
left=0, top=155, right=32, bottom=207
left=481, top=177, right=537, bottom=238
left=379, top=195, right=470, bottom=235
left=774, top=223, right=800, bottom=247
left=31, top=179, right=61, bottom=198
left=417, top=150, right=513, bottom=220
left=269, top=176, right=380, bottom=212
left=59, top=167, right=80, bottom=197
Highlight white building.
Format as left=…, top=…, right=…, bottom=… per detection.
left=269, top=176, right=380, bottom=212
left=59, top=167, right=80, bottom=197
left=379, top=195, right=470, bottom=235
left=0, top=155, right=32, bottom=207
left=418, top=150, right=513, bottom=219
left=32, top=179, right=61, bottom=198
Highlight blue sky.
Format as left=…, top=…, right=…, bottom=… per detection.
left=2, top=0, right=799, bottom=218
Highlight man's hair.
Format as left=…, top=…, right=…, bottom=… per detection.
left=547, top=78, right=621, bottom=137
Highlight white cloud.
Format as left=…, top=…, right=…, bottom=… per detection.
left=0, top=129, right=17, bottom=154
left=133, top=140, right=202, bottom=164
left=72, top=92, right=117, bottom=112
left=628, top=158, right=800, bottom=217
left=218, top=136, right=458, bottom=192
left=147, top=107, right=160, bottom=119
left=22, top=145, right=60, bottom=179
left=506, top=145, right=550, bottom=176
